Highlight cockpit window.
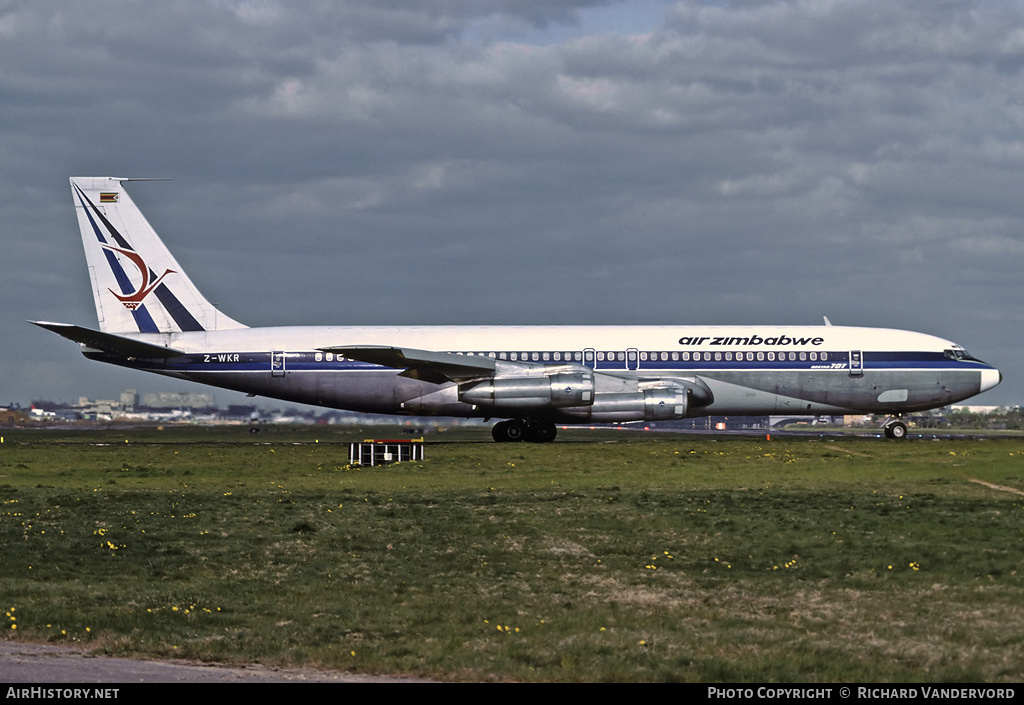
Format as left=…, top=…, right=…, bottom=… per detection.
left=944, top=348, right=981, bottom=362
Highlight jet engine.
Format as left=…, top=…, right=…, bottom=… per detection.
left=459, top=371, right=594, bottom=410
left=557, top=386, right=689, bottom=422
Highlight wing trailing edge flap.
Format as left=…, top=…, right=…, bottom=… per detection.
left=319, top=345, right=499, bottom=384
left=29, top=321, right=185, bottom=359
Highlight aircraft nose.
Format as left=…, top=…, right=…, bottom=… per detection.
left=980, top=367, right=1002, bottom=393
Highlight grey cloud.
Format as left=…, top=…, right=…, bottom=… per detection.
left=1, top=0, right=1021, bottom=407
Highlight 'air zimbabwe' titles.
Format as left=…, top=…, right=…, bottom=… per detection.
left=678, top=334, right=825, bottom=347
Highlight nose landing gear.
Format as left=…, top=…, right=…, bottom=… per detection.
left=882, top=416, right=908, bottom=439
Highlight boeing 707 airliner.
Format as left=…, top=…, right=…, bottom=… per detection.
left=31, top=177, right=1001, bottom=441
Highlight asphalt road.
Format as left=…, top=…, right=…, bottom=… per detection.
left=0, top=641, right=425, bottom=683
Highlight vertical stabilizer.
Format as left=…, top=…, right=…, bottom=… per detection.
left=70, top=177, right=246, bottom=334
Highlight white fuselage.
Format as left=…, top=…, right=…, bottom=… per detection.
left=88, top=324, right=1000, bottom=420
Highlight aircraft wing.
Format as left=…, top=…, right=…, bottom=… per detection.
left=319, top=345, right=497, bottom=384
left=29, top=321, right=185, bottom=359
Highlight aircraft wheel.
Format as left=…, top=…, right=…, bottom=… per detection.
left=527, top=422, right=557, bottom=443
left=888, top=421, right=908, bottom=439
left=504, top=420, right=525, bottom=442
left=492, top=420, right=525, bottom=442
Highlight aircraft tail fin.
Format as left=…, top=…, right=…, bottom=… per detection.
left=70, top=177, right=247, bottom=334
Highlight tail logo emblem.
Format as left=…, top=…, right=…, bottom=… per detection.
left=102, top=244, right=176, bottom=310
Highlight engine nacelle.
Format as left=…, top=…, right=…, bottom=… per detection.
left=460, top=372, right=594, bottom=410
left=641, top=387, right=689, bottom=420
left=557, top=387, right=689, bottom=422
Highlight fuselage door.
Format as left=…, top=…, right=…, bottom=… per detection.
left=584, top=348, right=596, bottom=370
left=849, top=350, right=864, bottom=377
left=627, top=348, right=639, bottom=371
left=271, top=351, right=286, bottom=377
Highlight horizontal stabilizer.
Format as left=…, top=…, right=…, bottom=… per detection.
left=29, top=321, right=185, bottom=358
left=320, top=345, right=497, bottom=384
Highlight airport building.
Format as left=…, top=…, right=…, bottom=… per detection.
left=141, top=391, right=216, bottom=410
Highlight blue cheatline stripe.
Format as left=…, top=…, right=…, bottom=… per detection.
left=115, top=350, right=983, bottom=376
left=136, top=362, right=981, bottom=376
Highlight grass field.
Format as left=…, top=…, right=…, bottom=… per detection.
left=1, top=425, right=1022, bottom=682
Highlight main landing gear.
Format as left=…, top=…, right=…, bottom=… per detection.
left=491, top=418, right=558, bottom=443
left=882, top=416, right=909, bottom=439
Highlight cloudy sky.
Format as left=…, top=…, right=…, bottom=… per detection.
left=2, top=0, right=1021, bottom=409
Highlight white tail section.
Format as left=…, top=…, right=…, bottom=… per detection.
left=71, top=177, right=247, bottom=334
